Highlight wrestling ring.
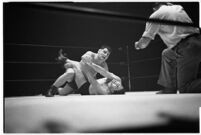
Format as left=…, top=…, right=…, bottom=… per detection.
left=4, top=2, right=201, bottom=133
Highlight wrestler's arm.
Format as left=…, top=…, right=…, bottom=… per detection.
left=87, top=63, right=121, bottom=82
left=102, top=62, right=109, bottom=71
left=81, top=51, right=109, bottom=78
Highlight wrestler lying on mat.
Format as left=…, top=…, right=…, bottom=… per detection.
left=44, top=46, right=123, bottom=96
left=85, top=62, right=124, bottom=95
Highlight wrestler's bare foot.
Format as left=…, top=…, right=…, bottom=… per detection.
left=56, top=49, right=68, bottom=64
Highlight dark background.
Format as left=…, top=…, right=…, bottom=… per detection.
left=3, top=2, right=200, bottom=97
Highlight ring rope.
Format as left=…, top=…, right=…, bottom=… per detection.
left=6, top=43, right=99, bottom=50
left=5, top=79, right=55, bottom=82
left=5, top=61, right=128, bottom=65
left=4, top=75, right=159, bottom=82
left=5, top=57, right=161, bottom=65
left=5, top=61, right=60, bottom=64
left=132, top=75, right=158, bottom=79
left=131, top=57, right=161, bottom=64
left=30, top=2, right=199, bottom=28
left=6, top=71, right=200, bottom=82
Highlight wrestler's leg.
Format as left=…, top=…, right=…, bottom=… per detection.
left=64, top=59, right=79, bottom=68
left=65, top=59, right=89, bottom=89
left=53, top=68, right=75, bottom=87
left=45, top=68, right=75, bottom=97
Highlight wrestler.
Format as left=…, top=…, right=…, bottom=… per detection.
left=85, top=61, right=124, bottom=95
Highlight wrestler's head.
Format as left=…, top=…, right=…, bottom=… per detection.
left=107, top=79, right=124, bottom=93
left=97, top=45, right=112, bottom=61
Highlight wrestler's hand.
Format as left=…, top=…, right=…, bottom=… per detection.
left=82, top=55, right=92, bottom=64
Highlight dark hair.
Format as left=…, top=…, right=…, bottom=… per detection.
left=100, top=45, right=112, bottom=53
left=113, top=88, right=125, bottom=95
left=152, top=2, right=173, bottom=11
left=105, top=78, right=125, bottom=95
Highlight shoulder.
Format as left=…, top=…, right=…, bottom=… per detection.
left=150, top=5, right=182, bottom=19
left=82, top=51, right=95, bottom=58
left=150, top=5, right=169, bottom=19
left=150, top=7, right=165, bottom=19
left=85, top=51, right=95, bottom=55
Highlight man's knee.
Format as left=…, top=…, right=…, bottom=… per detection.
left=161, top=48, right=171, bottom=57
left=161, top=48, right=177, bottom=63
left=64, top=63, right=73, bottom=69
left=64, top=68, right=75, bottom=82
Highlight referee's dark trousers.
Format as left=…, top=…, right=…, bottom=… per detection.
left=158, top=34, right=201, bottom=93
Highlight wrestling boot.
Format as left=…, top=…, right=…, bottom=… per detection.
left=45, top=85, right=59, bottom=97
left=156, top=88, right=177, bottom=94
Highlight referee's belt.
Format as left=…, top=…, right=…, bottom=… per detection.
left=173, top=33, right=200, bottom=51
left=179, top=33, right=200, bottom=44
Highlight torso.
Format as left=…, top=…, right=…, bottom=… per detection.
left=66, top=52, right=107, bottom=89
left=149, top=5, right=200, bottom=48
left=80, top=52, right=106, bottom=78
left=89, top=78, right=110, bottom=95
